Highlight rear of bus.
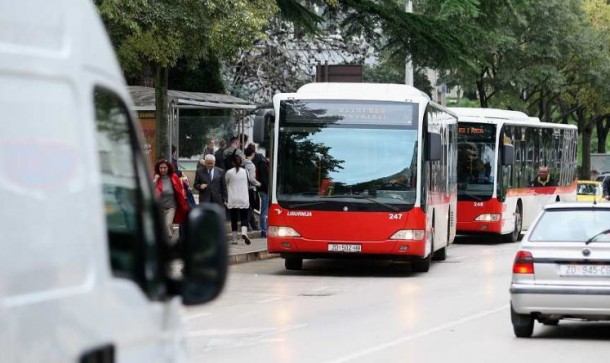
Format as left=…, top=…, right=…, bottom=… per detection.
left=266, top=83, right=435, bottom=271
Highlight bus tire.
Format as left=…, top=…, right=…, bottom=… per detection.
left=502, top=205, right=522, bottom=243
left=412, top=254, right=431, bottom=272
left=285, top=257, right=303, bottom=271
left=413, top=229, right=433, bottom=272
left=432, top=217, right=450, bottom=261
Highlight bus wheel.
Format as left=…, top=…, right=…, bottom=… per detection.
left=413, top=231, right=433, bottom=272
left=285, top=257, right=303, bottom=271
left=502, top=206, right=522, bottom=243
left=432, top=218, right=450, bottom=261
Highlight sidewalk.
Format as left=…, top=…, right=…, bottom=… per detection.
left=227, top=234, right=278, bottom=265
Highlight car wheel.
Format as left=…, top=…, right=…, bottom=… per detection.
left=285, top=257, right=303, bottom=271
left=502, top=205, right=522, bottom=243
left=511, top=304, right=534, bottom=338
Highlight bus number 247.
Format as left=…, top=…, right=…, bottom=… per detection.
left=389, top=214, right=403, bottom=220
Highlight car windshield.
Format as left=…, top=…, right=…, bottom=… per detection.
left=577, top=183, right=598, bottom=196
left=528, top=209, right=610, bottom=242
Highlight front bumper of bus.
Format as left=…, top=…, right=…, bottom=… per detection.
left=267, top=236, right=427, bottom=259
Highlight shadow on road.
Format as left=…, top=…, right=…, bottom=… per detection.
left=532, top=321, right=610, bottom=340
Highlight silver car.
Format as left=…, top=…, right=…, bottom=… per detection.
left=510, top=202, right=610, bottom=338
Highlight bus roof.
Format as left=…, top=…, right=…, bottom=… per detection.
left=451, top=107, right=576, bottom=130
left=292, top=82, right=431, bottom=103
left=449, top=107, right=531, bottom=122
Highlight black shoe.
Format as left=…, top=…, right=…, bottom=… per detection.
left=261, top=232, right=267, bottom=238
left=242, top=234, right=251, bottom=245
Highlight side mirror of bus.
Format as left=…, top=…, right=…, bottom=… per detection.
left=428, top=132, right=441, bottom=161
left=181, top=204, right=228, bottom=305
left=253, top=108, right=274, bottom=143
left=502, top=144, right=514, bottom=165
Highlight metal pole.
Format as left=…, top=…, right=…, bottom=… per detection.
left=405, top=1, right=414, bottom=86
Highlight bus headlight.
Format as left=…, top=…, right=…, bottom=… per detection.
left=390, top=230, right=425, bottom=240
left=268, top=226, right=301, bottom=238
left=475, top=214, right=501, bottom=222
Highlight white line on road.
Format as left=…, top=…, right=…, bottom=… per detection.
left=324, top=304, right=509, bottom=363
left=184, top=312, right=211, bottom=320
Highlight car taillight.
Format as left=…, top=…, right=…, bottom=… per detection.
left=513, top=251, right=534, bottom=274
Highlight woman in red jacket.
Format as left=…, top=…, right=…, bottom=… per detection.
left=153, top=159, right=190, bottom=240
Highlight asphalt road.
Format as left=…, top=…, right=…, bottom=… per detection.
left=184, top=235, right=610, bottom=363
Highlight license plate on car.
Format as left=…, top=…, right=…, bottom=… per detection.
left=560, top=264, right=610, bottom=277
left=328, top=244, right=362, bottom=253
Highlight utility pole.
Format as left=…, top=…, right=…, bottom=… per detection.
left=405, top=1, right=414, bottom=86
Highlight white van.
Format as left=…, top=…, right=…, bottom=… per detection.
left=0, top=1, right=227, bottom=362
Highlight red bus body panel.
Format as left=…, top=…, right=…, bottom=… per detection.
left=267, top=203, right=428, bottom=257
left=456, top=199, right=503, bottom=233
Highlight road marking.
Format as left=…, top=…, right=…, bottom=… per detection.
left=184, top=312, right=211, bottom=320
left=324, top=304, right=509, bottom=363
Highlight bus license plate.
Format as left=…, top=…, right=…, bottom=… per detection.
left=560, top=264, right=610, bottom=277
left=328, top=244, right=362, bottom=253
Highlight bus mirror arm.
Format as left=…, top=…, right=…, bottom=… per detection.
left=502, top=144, right=514, bottom=166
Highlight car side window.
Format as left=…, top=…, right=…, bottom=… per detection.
left=94, top=88, right=165, bottom=298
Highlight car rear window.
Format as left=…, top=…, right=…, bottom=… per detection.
left=528, top=209, right=610, bottom=242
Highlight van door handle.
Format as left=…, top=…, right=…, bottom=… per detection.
left=79, top=344, right=114, bottom=363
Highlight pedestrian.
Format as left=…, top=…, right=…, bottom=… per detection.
left=247, top=143, right=270, bottom=237
left=244, top=146, right=262, bottom=231
left=194, top=154, right=227, bottom=209
left=225, top=153, right=257, bottom=245
left=530, top=166, right=556, bottom=187
left=603, top=174, right=610, bottom=200
left=214, top=139, right=226, bottom=169
left=152, top=159, right=190, bottom=241
left=222, top=136, right=246, bottom=170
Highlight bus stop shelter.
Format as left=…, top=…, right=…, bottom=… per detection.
left=128, top=86, right=257, bottom=162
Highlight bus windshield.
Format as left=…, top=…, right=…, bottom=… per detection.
left=277, top=99, right=419, bottom=212
left=457, top=123, right=497, bottom=201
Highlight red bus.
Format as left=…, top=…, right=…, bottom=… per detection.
left=450, top=108, right=578, bottom=242
left=261, top=83, right=458, bottom=272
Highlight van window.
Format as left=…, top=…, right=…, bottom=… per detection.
left=94, top=88, right=165, bottom=298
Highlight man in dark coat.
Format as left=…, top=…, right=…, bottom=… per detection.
left=193, top=154, right=227, bottom=208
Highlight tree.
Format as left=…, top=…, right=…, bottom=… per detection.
left=97, top=0, right=278, bottom=159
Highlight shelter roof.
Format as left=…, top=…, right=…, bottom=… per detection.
left=128, top=86, right=256, bottom=111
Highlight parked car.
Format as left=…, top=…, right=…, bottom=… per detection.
left=594, top=172, right=610, bottom=183
left=576, top=180, right=604, bottom=202
left=510, top=202, right=610, bottom=338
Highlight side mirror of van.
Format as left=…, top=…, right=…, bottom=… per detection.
left=502, top=144, right=514, bottom=166
left=181, top=204, right=227, bottom=305
left=428, top=132, right=441, bottom=161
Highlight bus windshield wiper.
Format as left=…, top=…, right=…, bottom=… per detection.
left=585, top=229, right=610, bottom=244
left=326, top=194, right=400, bottom=212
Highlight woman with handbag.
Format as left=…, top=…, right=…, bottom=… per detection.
left=225, top=152, right=260, bottom=245
left=152, top=159, right=190, bottom=241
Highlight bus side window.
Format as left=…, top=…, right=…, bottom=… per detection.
left=94, top=88, right=165, bottom=299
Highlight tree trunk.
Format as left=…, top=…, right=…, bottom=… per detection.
left=476, top=79, right=488, bottom=108
left=577, top=107, right=594, bottom=180
left=596, top=115, right=610, bottom=153
left=155, top=64, right=169, bottom=160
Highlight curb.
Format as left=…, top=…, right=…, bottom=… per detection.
left=229, top=250, right=280, bottom=265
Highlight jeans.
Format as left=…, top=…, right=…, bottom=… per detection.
left=259, top=191, right=269, bottom=235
